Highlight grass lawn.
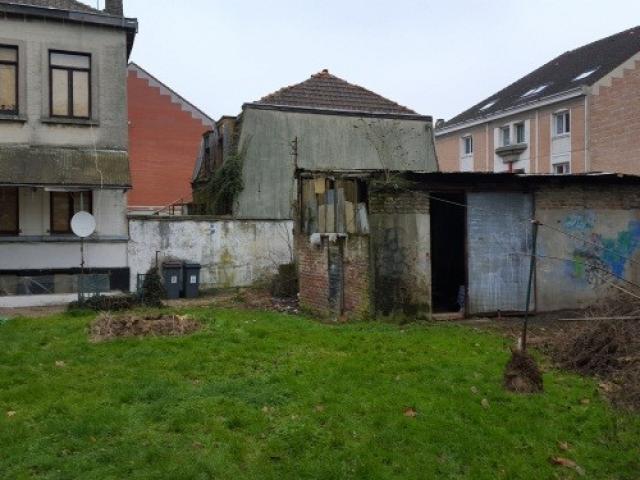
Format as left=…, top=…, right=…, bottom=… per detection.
left=0, top=308, right=638, bottom=479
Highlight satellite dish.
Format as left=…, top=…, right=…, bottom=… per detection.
left=71, top=211, right=96, bottom=238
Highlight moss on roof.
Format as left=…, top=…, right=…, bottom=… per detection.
left=0, top=146, right=130, bottom=186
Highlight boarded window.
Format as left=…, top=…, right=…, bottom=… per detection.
left=50, top=51, right=91, bottom=118
left=301, top=177, right=368, bottom=235
left=0, top=46, right=18, bottom=114
left=0, top=187, right=18, bottom=234
left=50, top=191, right=92, bottom=234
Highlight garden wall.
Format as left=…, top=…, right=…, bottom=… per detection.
left=128, top=217, right=294, bottom=291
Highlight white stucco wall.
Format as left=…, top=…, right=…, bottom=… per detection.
left=2, top=187, right=128, bottom=271
left=128, top=218, right=294, bottom=291
left=0, top=241, right=127, bottom=270
left=16, top=187, right=127, bottom=236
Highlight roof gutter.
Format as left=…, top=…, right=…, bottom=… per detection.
left=0, top=3, right=138, bottom=56
left=244, top=102, right=433, bottom=123
left=436, top=86, right=588, bottom=136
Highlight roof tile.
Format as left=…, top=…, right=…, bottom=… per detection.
left=254, top=69, right=417, bottom=115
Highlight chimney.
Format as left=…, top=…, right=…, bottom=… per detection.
left=435, top=118, right=445, bottom=129
left=104, top=0, right=123, bottom=16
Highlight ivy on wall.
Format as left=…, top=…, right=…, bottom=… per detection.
left=202, top=137, right=251, bottom=215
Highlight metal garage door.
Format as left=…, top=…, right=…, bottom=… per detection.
left=467, top=192, right=533, bottom=314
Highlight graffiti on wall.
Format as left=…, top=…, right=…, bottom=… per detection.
left=562, top=212, right=640, bottom=285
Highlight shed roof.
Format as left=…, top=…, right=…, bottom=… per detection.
left=252, top=69, right=418, bottom=116
left=441, top=26, right=640, bottom=130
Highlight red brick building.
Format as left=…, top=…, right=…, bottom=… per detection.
left=127, top=63, right=213, bottom=213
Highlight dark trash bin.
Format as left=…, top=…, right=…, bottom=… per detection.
left=183, top=263, right=201, bottom=298
left=162, top=261, right=183, bottom=299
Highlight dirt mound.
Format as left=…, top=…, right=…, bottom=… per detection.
left=90, top=313, right=200, bottom=342
left=504, top=349, right=544, bottom=393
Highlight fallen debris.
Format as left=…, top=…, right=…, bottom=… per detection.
left=90, top=312, right=200, bottom=342
left=503, top=348, right=543, bottom=394
left=549, top=456, right=585, bottom=476
left=551, top=292, right=640, bottom=410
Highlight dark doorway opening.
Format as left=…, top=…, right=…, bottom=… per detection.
left=430, top=192, right=466, bottom=313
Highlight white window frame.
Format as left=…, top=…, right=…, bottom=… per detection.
left=553, top=162, right=570, bottom=175
left=514, top=122, right=526, bottom=144
left=461, top=135, right=473, bottom=156
left=500, top=126, right=511, bottom=146
left=553, top=110, right=570, bottom=136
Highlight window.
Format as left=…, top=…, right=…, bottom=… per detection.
left=554, top=111, right=570, bottom=135
left=49, top=51, right=91, bottom=119
left=501, top=126, right=511, bottom=146
left=462, top=136, right=473, bottom=155
left=553, top=162, right=570, bottom=175
left=515, top=123, right=525, bottom=144
left=0, top=45, right=18, bottom=114
left=0, top=187, right=18, bottom=234
left=50, top=191, right=92, bottom=234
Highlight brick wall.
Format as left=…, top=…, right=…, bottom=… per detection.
left=127, top=68, right=212, bottom=210
left=297, top=233, right=370, bottom=319
left=590, top=59, right=640, bottom=174
left=536, top=184, right=640, bottom=209
left=369, top=190, right=429, bottom=214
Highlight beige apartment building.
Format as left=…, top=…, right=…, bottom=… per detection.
left=436, top=26, right=640, bottom=175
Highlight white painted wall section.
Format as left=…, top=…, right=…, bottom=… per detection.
left=128, top=218, right=294, bottom=291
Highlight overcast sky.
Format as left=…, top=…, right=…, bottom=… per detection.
left=115, top=0, right=640, bottom=121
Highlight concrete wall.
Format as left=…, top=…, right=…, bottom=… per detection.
left=234, top=107, right=438, bottom=220
left=535, top=184, right=640, bottom=311
left=369, top=190, right=431, bottom=318
left=0, top=16, right=129, bottom=149
left=128, top=217, right=294, bottom=291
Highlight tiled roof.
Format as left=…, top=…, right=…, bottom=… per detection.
left=0, top=0, right=100, bottom=14
left=443, top=26, right=640, bottom=128
left=253, top=69, right=418, bottom=115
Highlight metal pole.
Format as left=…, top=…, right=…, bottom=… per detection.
left=78, top=237, right=85, bottom=302
left=522, top=220, right=539, bottom=352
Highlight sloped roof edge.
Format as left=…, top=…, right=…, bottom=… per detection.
left=128, top=63, right=214, bottom=127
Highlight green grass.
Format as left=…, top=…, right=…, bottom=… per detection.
left=0, top=308, right=638, bottom=479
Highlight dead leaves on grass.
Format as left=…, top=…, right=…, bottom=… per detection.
left=549, top=456, right=585, bottom=476
left=403, top=407, right=418, bottom=417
